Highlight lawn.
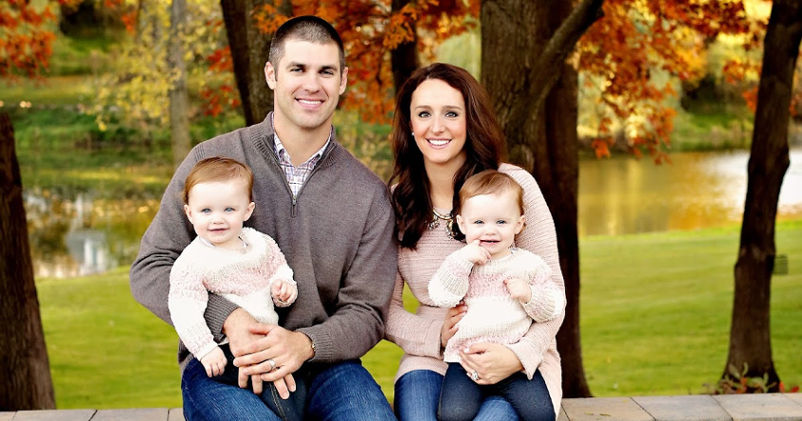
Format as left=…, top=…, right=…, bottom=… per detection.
left=37, top=220, right=802, bottom=408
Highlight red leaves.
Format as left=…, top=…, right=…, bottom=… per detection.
left=779, top=382, right=801, bottom=393
left=0, top=0, right=59, bottom=77
left=207, top=47, right=233, bottom=73
left=201, top=47, right=240, bottom=117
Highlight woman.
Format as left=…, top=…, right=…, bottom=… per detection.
left=385, top=63, right=564, bottom=421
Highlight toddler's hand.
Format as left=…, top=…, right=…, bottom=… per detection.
left=505, top=277, right=531, bottom=303
left=461, top=240, right=491, bottom=265
left=200, top=347, right=226, bottom=377
left=272, top=279, right=297, bottom=307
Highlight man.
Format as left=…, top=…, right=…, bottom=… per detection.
left=130, top=15, right=397, bottom=420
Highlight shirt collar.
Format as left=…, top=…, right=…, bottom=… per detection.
left=270, top=113, right=333, bottom=165
left=273, top=133, right=331, bottom=167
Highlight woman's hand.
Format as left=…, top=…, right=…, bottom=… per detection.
left=440, top=302, right=467, bottom=348
left=459, top=342, right=524, bottom=385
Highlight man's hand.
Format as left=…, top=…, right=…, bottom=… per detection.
left=223, top=308, right=273, bottom=395
left=234, top=326, right=313, bottom=376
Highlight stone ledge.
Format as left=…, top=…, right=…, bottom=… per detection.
left=557, top=394, right=802, bottom=421
left=2, top=394, right=801, bottom=420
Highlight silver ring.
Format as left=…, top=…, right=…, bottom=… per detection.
left=471, top=370, right=479, bottom=381
left=267, top=359, right=276, bottom=370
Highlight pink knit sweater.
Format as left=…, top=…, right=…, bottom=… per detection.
left=168, top=227, right=296, bottom=360
left=385, top=163, right=565, bottom=417
left=428, top=247, right=563, bottom=363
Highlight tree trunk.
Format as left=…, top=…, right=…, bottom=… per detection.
left=221, top=0, right=290, bottom=125
left=725, top=0, right=802, bottom=390
left=481, top=0, right=603, bottom=398
left=0, top=112, right=56, bottom=410
left=169, top=0, right=191, bottom=167
left=390, top=0, right=419, bottom=95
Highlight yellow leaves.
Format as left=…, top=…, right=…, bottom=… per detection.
left=85, top=0, right=231, bottom=135
left=576, top=0, right=759, bottom=158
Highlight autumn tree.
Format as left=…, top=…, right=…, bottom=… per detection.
left=0, top=0, right=64, bottom=77
left=480, top=0, right=604, bottom=398
left=222, top=0, right=291, bottom=125
left=723, top=0, right=802, bottom=391
left=0, top=113, right=56, bottom=410
left=90, top=0, right=238, bottom=153
left=390, top=0, right=419, bottom=92
left=169, top=0, right=191, bottom=165
left=0, top=0, right=70, bottom=409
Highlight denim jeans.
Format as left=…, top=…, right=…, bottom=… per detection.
left=438, top=363, right=554, bottom=421
left=394, top=369, right=522, bottom=421
left=182, top=357, right=395, bottom=421
left=205, top=344, right=306, bottom=421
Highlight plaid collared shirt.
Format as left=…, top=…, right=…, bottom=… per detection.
left=274, top=133, right=330, bottom=198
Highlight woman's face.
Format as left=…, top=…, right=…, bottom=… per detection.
left=409, top=78, right=467, bottom=169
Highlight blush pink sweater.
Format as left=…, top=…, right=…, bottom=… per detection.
left=429, top=247, right=563, bottom=363
left=385, top=163, right=565, bottom=417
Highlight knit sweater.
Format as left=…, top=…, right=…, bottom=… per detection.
left=130, top=112, right=397, bottom=369
left=384, top=163, right=565, bottom=417
left=168, top=227, right=296, bottom=360
left=428, top=248, right=563, bottom=363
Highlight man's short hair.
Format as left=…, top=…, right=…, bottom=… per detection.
left=268, top=15, right=346, bottom=72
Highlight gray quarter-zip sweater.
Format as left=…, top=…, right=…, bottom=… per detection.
left=130, top=113, right=397, bottom=369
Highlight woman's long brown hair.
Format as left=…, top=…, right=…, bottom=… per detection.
left=388, top=63, right=505, bottom=248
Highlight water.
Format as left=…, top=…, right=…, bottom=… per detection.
left=579, top=148, right=802, bottom=236
left=23, top=148, right=802, bottom=278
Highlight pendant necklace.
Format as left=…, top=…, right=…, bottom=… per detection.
left=430, top=207, right=455, bottom=239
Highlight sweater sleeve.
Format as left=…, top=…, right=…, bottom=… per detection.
left=130, top=147, right=239, bottom=343
left=168, top=253, right=219, bottom=359
left=428, top=250, right=474, bottom=308
left=384, top=271, right=445, bottom=359
left=519, top=252, right=565, bottom=323
left=502, top=165, right=566, bottom=379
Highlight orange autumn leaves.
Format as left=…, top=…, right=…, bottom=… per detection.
left=251, top=0, right=477, bottom=123
left=4, top=0, right=772, bottom=158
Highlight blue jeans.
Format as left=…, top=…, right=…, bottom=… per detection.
left=438, top=363, right=554, bottom=421
left=394, top=369, right=522, bottom=421
left=182, top=358, right=395, bottom=421
left=203, top=344, right=306, bottom=421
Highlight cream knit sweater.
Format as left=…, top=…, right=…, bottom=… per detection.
left=428, top=247, right=563, bottom=363
left=168, top=227, right=295, bottom=360
left=385, top=163, right=565, bottom=417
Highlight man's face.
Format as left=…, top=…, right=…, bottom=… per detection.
left=265, top=39, right=348, bottom=136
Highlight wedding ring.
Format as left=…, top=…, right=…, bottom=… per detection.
left=471, top=370, right=479, bottom=381
left=267, top=359, right=276, bottom=370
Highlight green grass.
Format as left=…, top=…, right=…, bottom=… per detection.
left=581, top=220, right=802, bottom=395
left=37, top=220, right=802, bottom=408
left=38, top=267, right=181, bottom=408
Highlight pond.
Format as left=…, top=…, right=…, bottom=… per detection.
left=24, top=148, right=802, bottom=279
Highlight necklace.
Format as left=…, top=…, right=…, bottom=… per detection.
left=429, top=208, right=455, bottom=239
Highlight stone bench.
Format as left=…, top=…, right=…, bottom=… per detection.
left=2, top=394, right=801, bottom=420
